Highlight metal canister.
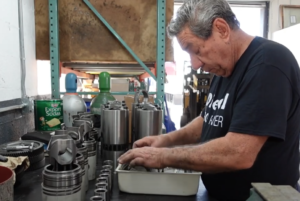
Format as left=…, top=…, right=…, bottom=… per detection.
left=136, top=103, right=162, bottom=141
left=34, top=100, right=63, bottom=131
left=102, top=106, right=128, bottom=145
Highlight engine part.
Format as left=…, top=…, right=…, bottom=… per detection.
left=42, top=136, right=82, bottom=201
left=77, top=145, right=88, bottom=193
left=75, top=153, right=86, bottom=201
left=94, top=188, right=107, bottom=201
left=136, top=103, right=162, bottom=141
left=83, top=138, right=97, bottom=180
left=90, top=196, right=104, bottom=201
left=0, top=140, right=45, bottom=171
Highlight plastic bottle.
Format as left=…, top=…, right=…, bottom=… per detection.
left=63, top=73, right=87, bottom=127
left=90, top=72, right=116, bottom=115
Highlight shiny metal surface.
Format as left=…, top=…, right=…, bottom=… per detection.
left=42, top=164, right=82, bottom=188
left=102, top=109, right=128, bottom=145
left=136, top=105, right=162, bottom=141
left=48, top=135, right=77, bottom=166
left=103, top=150, right=124, bottom=172
left=100, top=173, right=111, bottom=192
left=90, top=196, right=104, bottom=201
left=83, top=138, right=97, bottom=152
left=94, top=188, right=107, bottom=201
left=73, top=120, right=93, bottom=135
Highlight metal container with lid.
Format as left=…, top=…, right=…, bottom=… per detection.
left=101, top=101, right=129, bottom=170
left=102, top=102, right=129, bottom=145
left=34, top=99, right=63, bottom=131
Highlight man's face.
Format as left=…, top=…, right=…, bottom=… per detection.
left=176, top=22, right=235, bottom=77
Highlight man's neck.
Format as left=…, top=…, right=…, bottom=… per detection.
left=231, top=29, right=255, bottom=64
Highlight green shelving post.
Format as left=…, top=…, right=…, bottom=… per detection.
left=49, top=0, right=60, bottom=99
left=156, top=0, right=166, bottom=107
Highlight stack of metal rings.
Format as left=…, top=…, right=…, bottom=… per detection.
left=42, top=163, right=82, bottom=201
left=77, top=144, right=89, bottom=193
left=75, top=153, right=86, bottom=201
left=90, top=160, right=114, bottom=201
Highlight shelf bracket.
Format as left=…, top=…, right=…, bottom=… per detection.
left=82, top=0, right=157, bottom=81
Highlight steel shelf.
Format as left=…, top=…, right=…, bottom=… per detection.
left=49, top=0, right=166, bottom=106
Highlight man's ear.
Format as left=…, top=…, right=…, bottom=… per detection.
left=212, top=18, right=230, bottom=42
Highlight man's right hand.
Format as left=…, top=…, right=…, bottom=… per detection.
left=133, top=135, right=169, bottom=148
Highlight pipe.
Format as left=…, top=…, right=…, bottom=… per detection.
left=0, top=104, right=27, bottom=113
left=18, top=0, right=26, bottom=99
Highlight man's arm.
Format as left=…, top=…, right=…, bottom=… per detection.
left=163, top=116, right=204, bottom=147
left=119, top=132, right=268, bottom=173
left=163, top=132, right=268, bottom=173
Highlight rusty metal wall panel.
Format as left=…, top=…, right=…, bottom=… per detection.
left=35, top=0, right=174, bottom=62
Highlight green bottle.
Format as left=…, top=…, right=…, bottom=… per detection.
left=90, top=72, right=116, bottom=115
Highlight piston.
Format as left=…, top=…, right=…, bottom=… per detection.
left=42, top=135, right=82, bottom=201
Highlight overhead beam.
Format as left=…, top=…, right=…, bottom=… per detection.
left=60, top=66, right=95, bottom=79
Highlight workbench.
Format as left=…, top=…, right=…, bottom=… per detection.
left=14, top=157, right=213, bottom=201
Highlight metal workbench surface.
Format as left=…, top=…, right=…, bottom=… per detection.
left=14, top=157, right=212, bottom=201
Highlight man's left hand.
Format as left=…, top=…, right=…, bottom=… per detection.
left=118, top=147, right=167, bottom=169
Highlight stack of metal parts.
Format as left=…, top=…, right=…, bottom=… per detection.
left=101, top=101, right=129, bottom=170
left=73, top=118, right=97, bottom=180
left=90, top=160, right=114, bottom=201
left=0, top=140, right=45, bottom=171
left=132, top=90, right=163, bottom=143
left=54, top=128, right=88, bottom=199
left=42, top=135, right=82, bottom=201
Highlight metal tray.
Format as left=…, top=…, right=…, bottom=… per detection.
left=116, top=164, right=202, bottom=196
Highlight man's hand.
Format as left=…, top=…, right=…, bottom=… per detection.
left=118, top=147, right=167, bottom=169
left=133, top=135, right=169, bottom=148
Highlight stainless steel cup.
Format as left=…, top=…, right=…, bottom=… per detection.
left=94, top=188, right=108, bottom=201
left=103, top=160, right=113, bottom=166
left=90, top=196, right=104, bottom=201
left=99, top=173, right=111, bottom=191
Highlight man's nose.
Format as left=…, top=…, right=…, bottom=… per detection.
left=190, top=54, right=203, bottom=70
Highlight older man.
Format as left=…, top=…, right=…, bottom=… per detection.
left=118, top=0, right=300, bottom=200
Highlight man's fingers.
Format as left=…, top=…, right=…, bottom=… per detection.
left=118, top=149, right=137, bottom=164
left=129, top=157, right=144, bottom=167
left=133, top=140, right=147, bottom=148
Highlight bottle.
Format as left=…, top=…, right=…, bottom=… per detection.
left=129, top=80, right=134, bottom=92
left=90, top=72, right=116, bottom=115
left=63, top=73, right=87, bottom=127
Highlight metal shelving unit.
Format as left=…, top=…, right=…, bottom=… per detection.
left=48, top=0, right=166, bottom=106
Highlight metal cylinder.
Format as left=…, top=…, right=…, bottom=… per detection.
left=75, top=153, right=85, bottom=201
left=77, top=145, right=88, bottom=192
left=103, top=150, right=125, bottom=171
left=102, top=108, right=128, bottom=145
left=94, top=188, right=108, bottom=201
left=136, top=106, right=162, bottom=141
left=42, top=164, right=82, bottom=200
left=103, top=160, right=113, bottom=166
left=95, top=181, right=108, bottom=190
left=100, top=173, right=111, bottom=191
left=90, top=196, right=104, bottom=201
left=101, top=165, right=113, bottom=179
left=83, top=138, right=97, bottom=180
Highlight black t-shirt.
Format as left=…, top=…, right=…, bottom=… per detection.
left=200, top=37, right=300, bottom=201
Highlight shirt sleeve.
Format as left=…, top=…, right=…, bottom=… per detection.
left=229, top=64, right=293, bottom=140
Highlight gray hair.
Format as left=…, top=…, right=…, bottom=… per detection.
left=167, top=0, right=240, bottom=39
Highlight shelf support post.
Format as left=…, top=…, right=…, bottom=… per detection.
left=156, top=0, right=166, bottom=107
left=49, top=0, right=60, bottom=99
